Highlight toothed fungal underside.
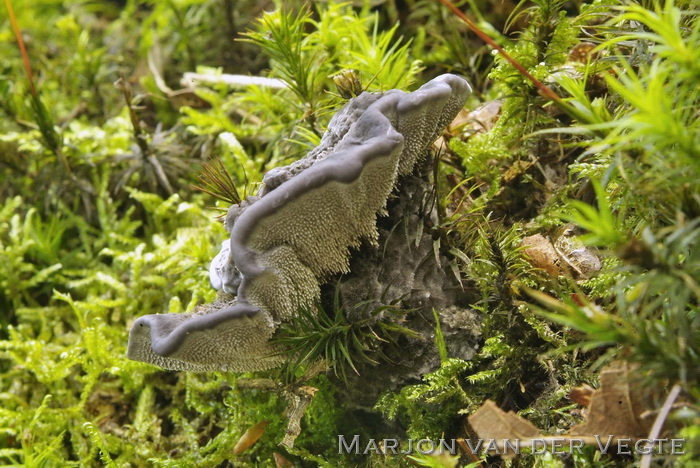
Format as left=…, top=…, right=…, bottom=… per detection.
left=127, top=74, right=474, bottom=372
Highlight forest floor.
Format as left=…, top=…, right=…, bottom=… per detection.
left=1, top=0, right=698, bottom=466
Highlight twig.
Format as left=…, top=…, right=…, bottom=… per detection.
left=181, top=72, right=288, bottom=89
left=436, top=0, right=562, bottom=103
left=5, top=0, right=35, bottom=96
left=640, top=383, right=682, bottom=468
left=6, top=0, right=71, bottom=174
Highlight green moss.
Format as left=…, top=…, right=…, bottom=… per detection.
left=1, top=0, right=698, bottom=465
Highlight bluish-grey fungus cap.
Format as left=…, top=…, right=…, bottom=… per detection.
left=127, top=74, right=471, bottom=372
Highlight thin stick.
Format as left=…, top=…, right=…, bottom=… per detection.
left=436, top=0, right=562, bottom=103
left=5, top=0, right=36, bottom=96
left=640, top=383, right=682, bottom=468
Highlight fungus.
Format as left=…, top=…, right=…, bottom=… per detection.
left=127, top=74, right=471, bottom=372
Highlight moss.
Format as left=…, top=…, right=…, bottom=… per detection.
left=1, top=0, right=698, bottom=466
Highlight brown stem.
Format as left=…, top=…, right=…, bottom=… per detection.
left=5, top=0, right=36, bottom=97
left=436, top=0, right=562, bottom=103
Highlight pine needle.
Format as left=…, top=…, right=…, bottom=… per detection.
left=192, top=158, right=242, bottom=206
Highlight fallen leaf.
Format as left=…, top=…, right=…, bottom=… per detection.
left=569, top=384, right=594, bottom=407
left=468, top=400, right=540, bottom=458
left=469, top=400, right=541, bottom=441
left=467, top=362, right=659, bottom=459
left=456, top=101, right=503, bottom=136
left=521, top=234, right=562, bottom=276
left=553, top=225, right=602, bottom=279
left=569, top=362, right=653, bottom=438
left=568, top=42, right=598, bottom=63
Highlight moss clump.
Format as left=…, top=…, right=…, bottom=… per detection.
left=1, top=0, right=698, bottom=466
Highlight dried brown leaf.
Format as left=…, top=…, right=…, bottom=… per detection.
left=468, top=400, right=540, bottom=457
left=569, top=362, right=653, bottom=438
left=449, top=101, right=502, bottom=137
left=467, top=363, right=659, bottom=459
left=521, top=234, right=562, bottom=276
left=569, top=384, right=595, bottom=407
